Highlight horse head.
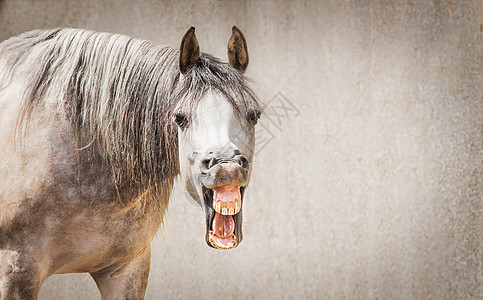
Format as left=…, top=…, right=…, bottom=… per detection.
left=174, top=27, right=260, bottom=249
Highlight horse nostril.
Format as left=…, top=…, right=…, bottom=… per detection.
left=201, top=157, right=216, bottom=170
left=238, top=156, right=249, bottom=169
left=201, top=159, right=210, bottom=170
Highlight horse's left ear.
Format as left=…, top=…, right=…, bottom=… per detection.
left=227, top=26, right=249, bottom=73
left=179, top=26, right=200, bottom=74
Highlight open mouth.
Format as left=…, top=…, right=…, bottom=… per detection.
left=203, top=185, right=244, bottom=250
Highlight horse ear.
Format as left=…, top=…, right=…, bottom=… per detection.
left=179, top=26, right=200, bottom=74
left=227, top=26, right=249, bottom=73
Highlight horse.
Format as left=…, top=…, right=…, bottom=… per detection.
left=0, top=26, right=260, bottom=299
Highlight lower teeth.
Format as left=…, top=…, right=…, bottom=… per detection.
left=208, top=233, right=237, bottom=249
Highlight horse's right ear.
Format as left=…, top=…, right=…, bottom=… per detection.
left=179, top=26, right=200, bottom=74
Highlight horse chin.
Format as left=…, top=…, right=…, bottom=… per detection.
left=202, top=185, right=245, bottom=250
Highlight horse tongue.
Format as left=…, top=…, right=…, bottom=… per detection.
left=212, top=212, right=234, bottom=238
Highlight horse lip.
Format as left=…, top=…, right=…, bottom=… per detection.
left=202, top=181, right=245, bottom=189
left=200, top=163, right=249, bottom=189
left=203, top=185, right=245, bottom=249
left=200, top=157, right=249, bottom=174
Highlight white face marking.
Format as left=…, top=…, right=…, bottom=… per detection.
left=177, top=91, right=255, bottom=206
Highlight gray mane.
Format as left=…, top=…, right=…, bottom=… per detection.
left=0, top=28, right=259, bottom=201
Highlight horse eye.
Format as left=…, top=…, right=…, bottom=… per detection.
left=174, top=113, right=188, bottom=129
left=247, top=109, right=261, bottom=125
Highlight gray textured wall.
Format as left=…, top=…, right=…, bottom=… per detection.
left=1, top=0, right=481, bottom=299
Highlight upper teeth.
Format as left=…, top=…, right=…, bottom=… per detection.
left=213, top=199, right=240, bottom=215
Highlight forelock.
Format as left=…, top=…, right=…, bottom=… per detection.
left=172, top=53, right=260, bottom=120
